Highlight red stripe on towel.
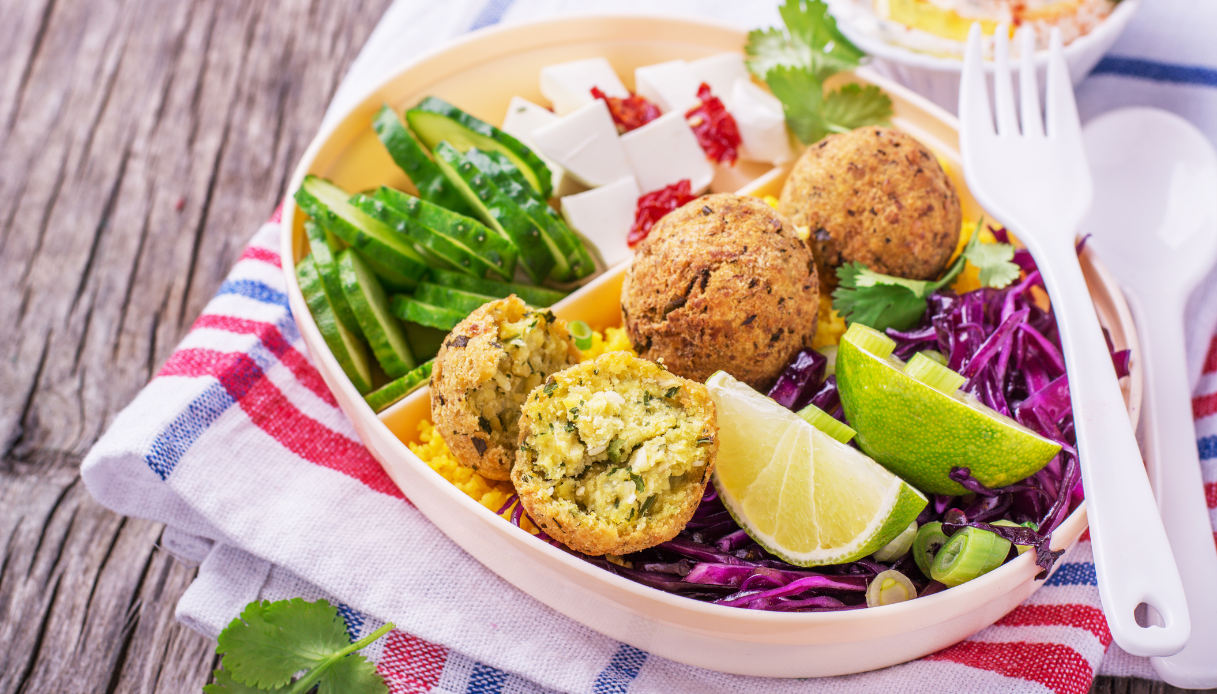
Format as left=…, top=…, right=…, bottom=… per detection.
left=926, top=640, right=1093, bottom=694
left=997, top=604, right=1111, bottom=646
left=190, top=313, right=336, bottom=406
left=377, top=630, right=448, bottom=693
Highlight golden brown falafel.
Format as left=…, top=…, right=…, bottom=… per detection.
left=621, top=193, right=818, bottom=390
left=512, top=351, right=717, bottom=556
left=778, top=127, right=961, bottom=286
left=430, top=296, right=579, bottom=481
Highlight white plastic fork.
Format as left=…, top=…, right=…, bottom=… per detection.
left=958, top=25, right=1190, bottom=656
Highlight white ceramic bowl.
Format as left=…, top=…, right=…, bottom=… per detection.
left=280, top=15, right=1141, bottom=677
left=826, top=0, right=1142, bottom=112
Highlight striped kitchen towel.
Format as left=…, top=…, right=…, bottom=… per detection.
left=81, top=0, right=1217, bottom=692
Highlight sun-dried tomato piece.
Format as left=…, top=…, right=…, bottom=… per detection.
left=628, top=179, right=697, bottom=247
left=685, top=82, right=741, bottom=164
left=590, top=86, right=661, bottom=133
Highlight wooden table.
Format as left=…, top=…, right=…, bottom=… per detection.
left=0, top=1, right=1200, bottom=691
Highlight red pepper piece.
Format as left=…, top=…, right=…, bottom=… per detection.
left=685, top=82, right=741, bottom=165
left=628, top=179, right=696, bottom=247
left=590, top=86, right=661, bottom=133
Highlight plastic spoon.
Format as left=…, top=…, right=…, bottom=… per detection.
left=1082, top=107, right=1217, bottom=689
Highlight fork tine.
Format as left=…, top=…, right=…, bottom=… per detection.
left=1019, top=27, right=1044, bottom=138
left=959, top=23, right=993, bottom=138
left=1045, top=28, right=1081, bottom=141
left=993, top=25, right=1018, bottom=136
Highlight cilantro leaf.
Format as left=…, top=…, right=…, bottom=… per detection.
left=963, top=238, right=1020, bottom=288
left=763, top=65, right=826, bottom=143
left=778, top=0, right=864, bottom=74
left=832, top=262, right=929, bottom=331
left=745, top=26, right=812, bottom=79
left=821, top=83, right=893, bottom=134
left=210, top=598, right=394, bottom=693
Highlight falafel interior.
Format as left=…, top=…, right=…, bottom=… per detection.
left=513, top=352, right=717, bottom=556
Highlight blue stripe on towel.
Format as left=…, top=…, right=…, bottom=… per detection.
left=469, top=0, right=516, bottom=31
left=1093, top=56, right=1217, bottom=88
left=1198, top=435, right=1216, bottom=461
left=1045, top=562, right=1098, bottom=587
left=592, top=644, right=647, bottom=694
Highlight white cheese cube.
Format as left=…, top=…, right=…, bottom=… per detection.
left=730, top=78, right=792, bottom=164
left=500, top=97, right=583, bottom=197
left=561, top=177, right=640, bottom=268
left=539, top=58, right=628, bottom=116
left=620, top=111, right=713, bottom=194
left=634, top=60, right=699, bottom=113
left=688, top=53, right=751, bottom=101
left=530, top=100, right=631, bottom=188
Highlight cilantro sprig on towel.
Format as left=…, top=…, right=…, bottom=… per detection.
left=832, top=223, right=1021, bottom=331
left=745, top=0, right=893, bottom=143
left=204, top=598, right=393, bottom=693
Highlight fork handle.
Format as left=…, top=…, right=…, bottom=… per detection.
left=1033, top=238, right=1190, bottom=657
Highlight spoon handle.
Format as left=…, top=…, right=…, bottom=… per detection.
left=1030, top=234, right=1190, bottom=656
left=1136, top=298, right=1217, bottom=687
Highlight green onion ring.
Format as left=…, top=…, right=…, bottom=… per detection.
left=912, top=521, right=948, bottom=579
left=872, top=521, right=918, bottom=562
left=865, top=569, right=917, bottom=607
left=568, top=320, right=593, bottom=350
left=930, top=527, right=1013, bottom=586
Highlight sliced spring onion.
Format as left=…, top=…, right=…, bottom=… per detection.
left=905, top=352, right=966, bottom=395
left=818, top=344, right=839, bottom=377
left=929, top=527, right=1013, bottom=586
left=912, top=521, right=948, bottom=579
left=797, top=403, right=856, bottom=443
left=568, top=320, right=593, bottom=350
left=872, top=521, right=918, bottom=562
left=843, top=322, right=896, bottom=358
left=865, top=569, right=917, bottom=607
left=990, top=519, right=1038, bottom=555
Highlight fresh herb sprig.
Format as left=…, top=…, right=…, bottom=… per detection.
left=745, top=0, right=893, bottom=143
left=832, top=222, right=1021, bottom=331
left=204, top=598, right=393, bottom=694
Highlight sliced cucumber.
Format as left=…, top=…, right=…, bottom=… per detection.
left=389, top=296, right=468, bottom=331
left=406, top=96, right=552, bottom=198
left=373, top=105, right=474, bottom=216
left=465, top=149, right=591, bottom=281
left=413, top=282, right=499, bottom=314
left=405, top=323, right=447, bottom=361
left=336, top=249, right=416, bottom=378
left=431, top=143, right=554, bottom=283
left=304, top=221, right=361, bottom=335
left=297, top=256, right=375, bottom=393
left=365, top=359, right=434, bottom=413
left=294, top=175, right=427, bottom=290
left=427, top=268, right=568, bottom=307
left=371, top=186, right=517, bottom=280
left=347, top=192, right=456, bottom=271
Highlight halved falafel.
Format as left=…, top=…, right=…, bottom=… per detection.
left=778, top=126, right=961, bottom=286
left=430, top=295, right=579, bottom=481
left=512, top=351, right=717, bottom=556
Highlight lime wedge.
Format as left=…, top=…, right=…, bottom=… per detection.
left=836, top=323, right=1062, bottom=495
left=705, top=372, right=928, bottom=567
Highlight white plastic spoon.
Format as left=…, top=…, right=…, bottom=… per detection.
left=1082, top=107, right=1217, bottom=689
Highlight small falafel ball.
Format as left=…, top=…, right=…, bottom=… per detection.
left=430, top=295, right=579, bottom=481
left=621, top=193, right=818, bottom=389
left=778, top=126, right=961, bottom=286
left=512, top=351, right=718, bottom=556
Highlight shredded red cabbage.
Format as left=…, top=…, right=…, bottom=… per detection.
left=498, top=228, right=1129, bottom=611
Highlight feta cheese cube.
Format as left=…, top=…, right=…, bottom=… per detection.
left=730, top=78, right=792, bottom=164
left=539, top=58, right=628, bottom=116
left=688, top=53, right=751, bottom=101
left=561, top=177, right=641, bottom=268
left=500, top=97, right=583, bottom=197
left=620, top=111, right=713, bottom=194
left=530, top=100, right=631, bottom=188
left=634, top=60, right=699, bottom=113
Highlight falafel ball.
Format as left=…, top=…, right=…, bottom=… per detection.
left=430, top=295, right=579, bottom=481
left=512, top=351, right=718, bottom=556
left=778, top=126, right=961, bottom=286
left=621, top=193, right=818, bottom=389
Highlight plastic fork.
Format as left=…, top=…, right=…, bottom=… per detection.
left=957, top=24, right=1190, bottom=657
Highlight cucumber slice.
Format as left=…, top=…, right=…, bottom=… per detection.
left=431, top=143, right=554, bottom=283
left=371, top=186, right=518, bottom=280
left=464, top=150, right=585, bottom=282
left=405, top=323, right=447, bottom=361
left=347, top=192, right=457, bottom=271
left=389, top=296, right=468, bottom=331
left=365, top=359, right=434, bottom=413
left=304, top=221, right=361, bottom=335
left=372, top=105, right=474, bottom=216
left=413, top=282, right=499, bottom=314
left=336, top=249, right=416, bottom=378
left=426, top=268, right=568, bottom=307
left=296, top=256, right=375, bottom=393
left=294, top=175, right=427, bottom=290
left=406, top=96, right=552, bottom=198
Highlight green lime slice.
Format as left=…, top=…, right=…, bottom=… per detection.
left=836, top=323, right=1062, bottom=495
left=705, top=371, right=928, bottom=567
